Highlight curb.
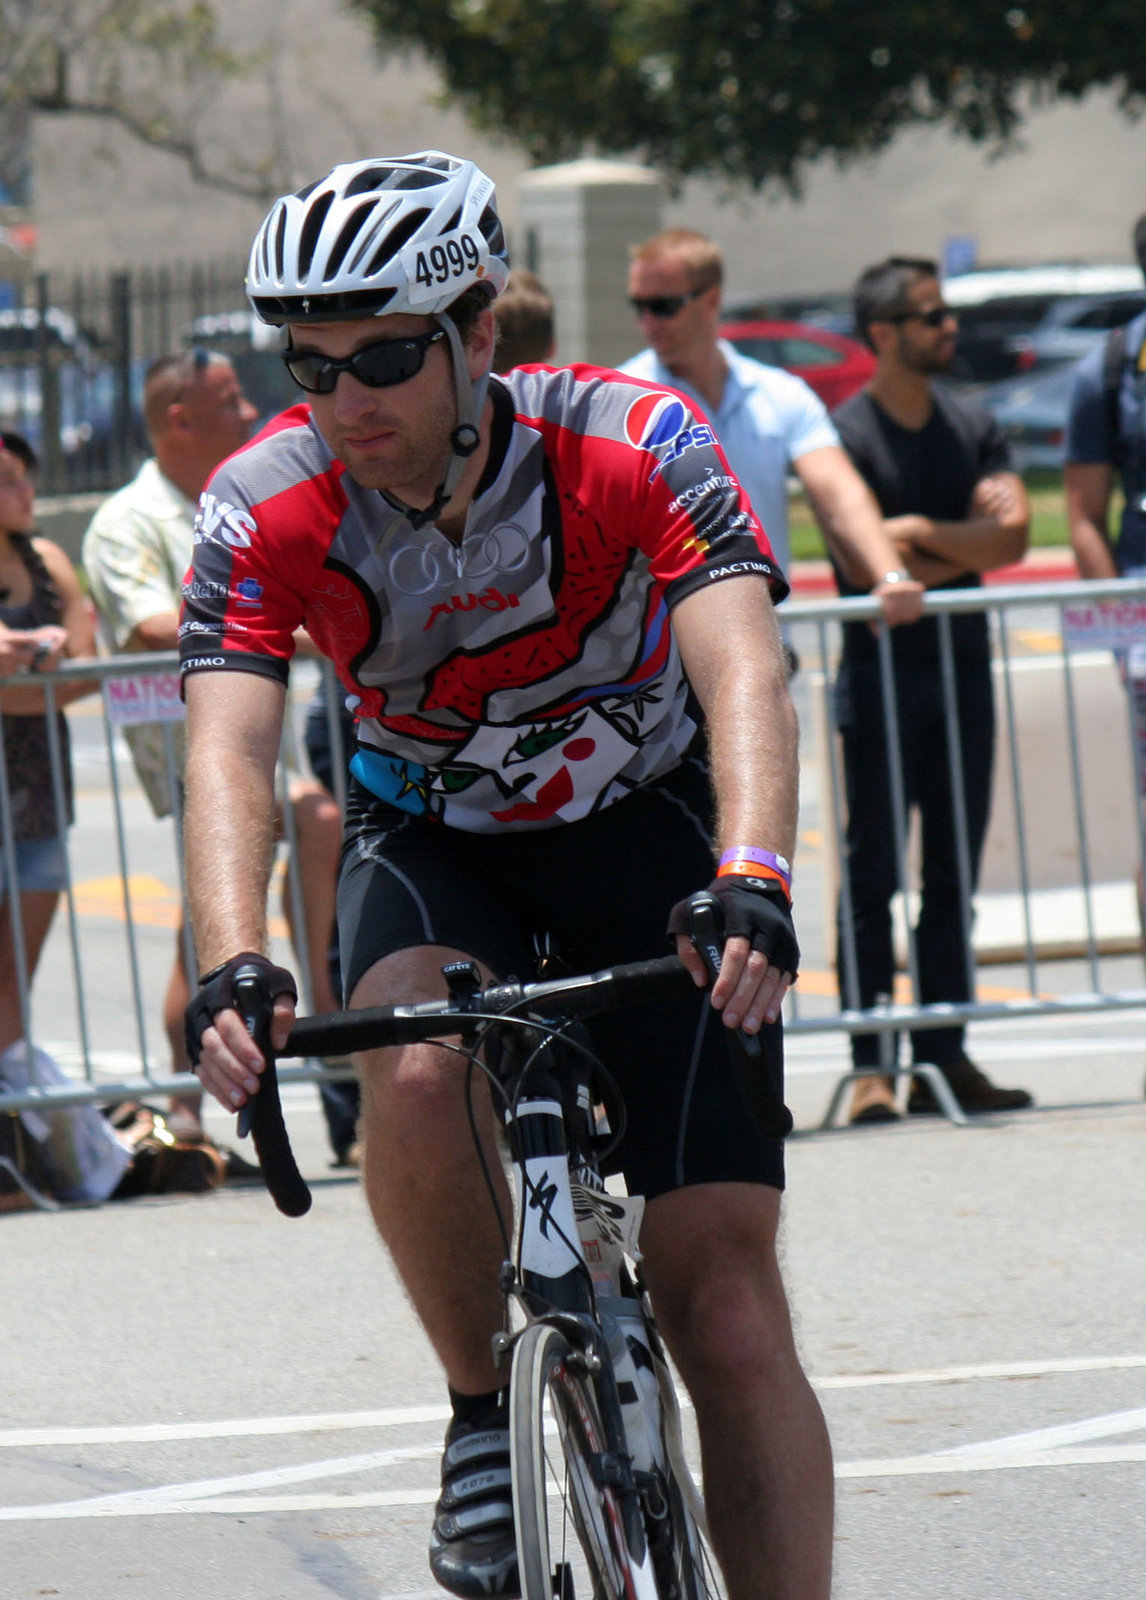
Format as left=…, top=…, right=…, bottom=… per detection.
left=789, top=552, right=1078, bottom=598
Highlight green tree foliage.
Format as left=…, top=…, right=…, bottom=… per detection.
left=349, top=0, right=1146, bottom=187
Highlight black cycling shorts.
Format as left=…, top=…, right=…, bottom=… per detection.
left=337, top=751, right=787, bottom=1199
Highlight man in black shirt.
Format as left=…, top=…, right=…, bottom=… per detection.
left=832, top=256, right=1034, bottom=1120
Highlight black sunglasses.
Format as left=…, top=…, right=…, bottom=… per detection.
left=629, top=289, right=706, bottom=320
left=282, top=329, right=446, bottom=395
left=890, top=304, right=957, bottom=328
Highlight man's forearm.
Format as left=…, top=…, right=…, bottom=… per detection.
left=183, top=674, right=286, bottom=974
left=697, top=601, right=798, bottom=859
left=799, top=444, right=913, bottom=588
left=1069, top=515, right=1118, bottom=580
left=707, top=666, right=799, bottom=861
left=672, top=578, right=798, bottom=861
left=1064, top=463, right=1117, bottom=580
left=802, top=458, right=895, bottom=589
left=184, top=750, right=279, bottom=972
left=890, top=514, right=1027, bottom=575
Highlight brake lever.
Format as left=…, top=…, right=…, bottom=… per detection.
left=233, top=966, right=312, bottom=1218
left=686, top=892, right=792, bottom=1139
left=686, top=892, right=762, bottom=1060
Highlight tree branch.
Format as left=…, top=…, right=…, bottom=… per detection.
left=27, top=93, right=276, bottom=202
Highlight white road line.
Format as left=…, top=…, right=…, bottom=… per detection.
left=942, top=1406, right=1146, bottom=1456
left=5, top=1355, right=1143, bottom=1450
left=814, top=1353, right=1146, bottom=1390
left=839, top=1444, right=1146, bottom=1480
left=0, top=1404, right=451, bottom=1449
left=7, top=1444, right=1146, bottom=1522
left=0, top=1488, right=441, bottom=1521
left=0, top=1442, right=442, bottom=1521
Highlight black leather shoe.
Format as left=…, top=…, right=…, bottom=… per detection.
left=909, top=1054, right=1033, bottom=1114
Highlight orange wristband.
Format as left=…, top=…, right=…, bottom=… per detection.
left=715, top=858, right=792, bottom=901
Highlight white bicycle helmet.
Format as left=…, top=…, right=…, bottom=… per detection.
left=247, top=152, right=510, bottom=526
left=247, top=151, right=509, bottom=324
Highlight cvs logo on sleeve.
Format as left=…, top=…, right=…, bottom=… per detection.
left=194, top=494, right=258, bottom=549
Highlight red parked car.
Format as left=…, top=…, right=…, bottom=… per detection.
left=720, top=319, right=876, bottom=410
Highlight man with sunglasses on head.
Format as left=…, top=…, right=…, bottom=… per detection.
left=621, top=228, right=925, bottom=642
left=179, top=152, right=833, bottom=1600
left=832, top=255, right=1033, bottom=1123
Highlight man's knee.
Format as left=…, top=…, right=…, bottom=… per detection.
left=351, top=946, right=497, bottom=1127
left=641, top=1183, right=799, bottom=1380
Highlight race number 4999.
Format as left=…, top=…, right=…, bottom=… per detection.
left=401, top=228, right=486, bottom=305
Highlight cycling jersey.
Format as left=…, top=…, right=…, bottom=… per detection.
left=179, top=363, right=786, bottom=831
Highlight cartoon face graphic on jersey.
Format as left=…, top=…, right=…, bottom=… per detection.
left=353, top=686, right=672, bottom=828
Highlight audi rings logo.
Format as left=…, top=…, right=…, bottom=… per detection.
left=624, top=392, right=690, bottom=454
left=387, top=524, right=531, bottom=596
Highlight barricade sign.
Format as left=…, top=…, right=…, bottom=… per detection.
left=1062, top=599, right=1146, bottom=652
left=102, top=673, right=185, bottom=728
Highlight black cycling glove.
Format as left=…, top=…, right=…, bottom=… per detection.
left=667, top=878, right=800, bottom=979
left=184, top=951, right=298, bottom=1067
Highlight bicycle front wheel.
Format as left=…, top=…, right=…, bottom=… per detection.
left=511, top=1321, right=645, bottom=1600
left=651, top=1356, right=725, bottom=1600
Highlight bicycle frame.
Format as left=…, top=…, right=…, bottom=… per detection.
left=490, top=1012, right=671, bottom=1594
left=259, top=933, right=758, bottom=1597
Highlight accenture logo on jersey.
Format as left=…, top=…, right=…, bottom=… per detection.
left=623, top=392, right=714, bottom=479
left=194, top=494, right=257, bottom=550
left=668, top=474, right=737, bottom=513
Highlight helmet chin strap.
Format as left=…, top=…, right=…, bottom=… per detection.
left=388, top=312, right=490, bottom=532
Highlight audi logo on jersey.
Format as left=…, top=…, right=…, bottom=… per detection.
left=387, top=523, right=531, bottom=596
left=623, top=391, right=715, bottom=478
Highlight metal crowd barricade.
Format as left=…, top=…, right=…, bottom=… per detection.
left=3, top=579, right=1146, bottom=1128
left=784, top=572, right=1146, bottom=1125
left=0, top=651, right=351, bottom=1118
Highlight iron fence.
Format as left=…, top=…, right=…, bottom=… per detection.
left=0, top=260, right=293, bottom=496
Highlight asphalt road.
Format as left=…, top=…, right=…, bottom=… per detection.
left=3, top=1016, right=1144, bottom=1600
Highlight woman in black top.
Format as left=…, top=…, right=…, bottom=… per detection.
left=0, top=431, right=96, bottom=1058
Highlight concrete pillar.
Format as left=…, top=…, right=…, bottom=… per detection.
left=516, top=159, right=665, bottom=369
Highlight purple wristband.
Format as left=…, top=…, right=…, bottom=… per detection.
left=718, top=845, right=792, bottom=884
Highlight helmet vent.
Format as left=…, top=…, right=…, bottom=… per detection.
left=367, top=206, right=431, bottom=276
left=344, top=166, right=393, bottom=198
left=479, top=203, right=507, bottom=259
left=297, top=189, right=335, bottom=277
left=386, top=170, right=441, bottom=191
left=442, top=205, right=462, bottom=234
left=325, top=201, right=381, bottom=281
left=272, top=204, right=287, bottom=279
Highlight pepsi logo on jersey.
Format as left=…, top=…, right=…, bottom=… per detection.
left=623, top=391, right=715, bottom=479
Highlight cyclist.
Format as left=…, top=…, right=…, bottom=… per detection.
left=182, top=152, right=832, bottom=1600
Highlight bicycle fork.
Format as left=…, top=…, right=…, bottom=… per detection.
left=506, top=1076, right=666, bottom=1595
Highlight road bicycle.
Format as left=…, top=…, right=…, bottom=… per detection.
left=235, top=897, right=784, bottom=1600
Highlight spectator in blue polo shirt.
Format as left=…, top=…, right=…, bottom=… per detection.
left=1065, top=213, right=1146, bottom=954
left=619, top=228, right=924, bottom=636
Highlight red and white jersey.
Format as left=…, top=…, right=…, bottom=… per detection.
left=179, top=363, right=786, bottom=831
